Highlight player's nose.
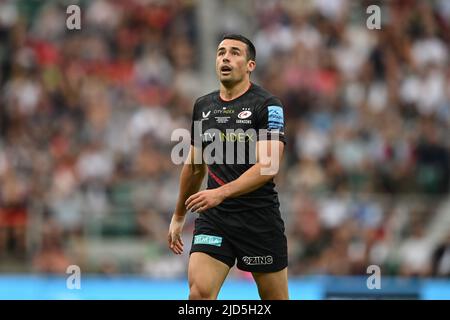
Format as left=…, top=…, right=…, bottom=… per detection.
left=222, top=51, right=231, bottom=61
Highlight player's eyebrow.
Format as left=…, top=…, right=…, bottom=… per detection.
left=217, top=46, right=242, bottom=53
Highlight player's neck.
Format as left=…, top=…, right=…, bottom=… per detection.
left=219, top=80, right=251, bottom=102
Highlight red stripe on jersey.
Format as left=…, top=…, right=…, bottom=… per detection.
left=208, top=168, right=226, bottom=186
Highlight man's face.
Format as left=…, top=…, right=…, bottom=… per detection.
left=216, top=39, right=255, bottom=87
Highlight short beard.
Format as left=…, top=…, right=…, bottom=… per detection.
left=220, top=78, right=235, bottom=88
left=220, top=75, right=243, bottom=88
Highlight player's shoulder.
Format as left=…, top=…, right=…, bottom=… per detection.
left=250, top=83, right=283, bottom=106
left=194, top=90, right=219, bottom=107
left=250, top=83, right=273, bottom=99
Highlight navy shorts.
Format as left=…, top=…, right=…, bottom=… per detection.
left=189, top=205, right=288, bottom=273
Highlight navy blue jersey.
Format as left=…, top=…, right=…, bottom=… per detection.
left=190, top=83, right=286, bottom=212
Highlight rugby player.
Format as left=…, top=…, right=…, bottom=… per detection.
left=168, top=34, right=288, bottom=300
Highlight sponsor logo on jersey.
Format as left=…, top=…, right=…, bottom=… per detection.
left=201, top=131, right=255, bottom=142
left=242, top=255, right=273, bottom=265
left=220, top=131, right=255, bottom=142
left=202, top=132, right=215, bottom=142
left=214, top=109, right=234, bottom=115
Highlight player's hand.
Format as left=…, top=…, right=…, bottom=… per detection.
left=185, top=189, right=225, bottom=213
left=168, top=214, right=185, bottom=254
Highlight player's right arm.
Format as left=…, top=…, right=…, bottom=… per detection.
left=168, top=145, right=206, bottom=254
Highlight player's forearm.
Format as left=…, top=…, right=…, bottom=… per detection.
left=218, top=163, right=276, bottom=199
left=174, top=163, right=206, bottom=217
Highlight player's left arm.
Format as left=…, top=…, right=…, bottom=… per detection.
left=220, top=139, right=284, bottom=196
left=185, top=140, right=284, bottom=213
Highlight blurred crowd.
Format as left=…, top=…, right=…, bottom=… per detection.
left=0, top=0, right=449, bottom=278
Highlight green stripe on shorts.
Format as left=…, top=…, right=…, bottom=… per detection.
left=194, top=234, right=222, bottom=247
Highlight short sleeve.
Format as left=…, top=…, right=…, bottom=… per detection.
left=255, top=96, right=286, bottom=144
left=190, top=100, right=202, bottom=146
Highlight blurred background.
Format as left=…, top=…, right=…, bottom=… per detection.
left=0, top=0, right=449, bottom=299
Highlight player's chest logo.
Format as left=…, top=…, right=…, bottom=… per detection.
left=237, top=111, right=252, bottom=119
left=213, top=106, right=234, bottom=124
left=202, top=110, right=211, bottom=118
left=238, top=111, right=252, bottom=119
left=236, top=107, right=252, bottom=124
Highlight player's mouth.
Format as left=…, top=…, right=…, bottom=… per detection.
left=220, top=65, right=232, bottom=75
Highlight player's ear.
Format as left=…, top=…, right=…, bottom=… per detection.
left=247, top=60, right=256, bottom=73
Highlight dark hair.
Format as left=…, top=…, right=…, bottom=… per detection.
left=221, top=34, right=256, bottom=62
